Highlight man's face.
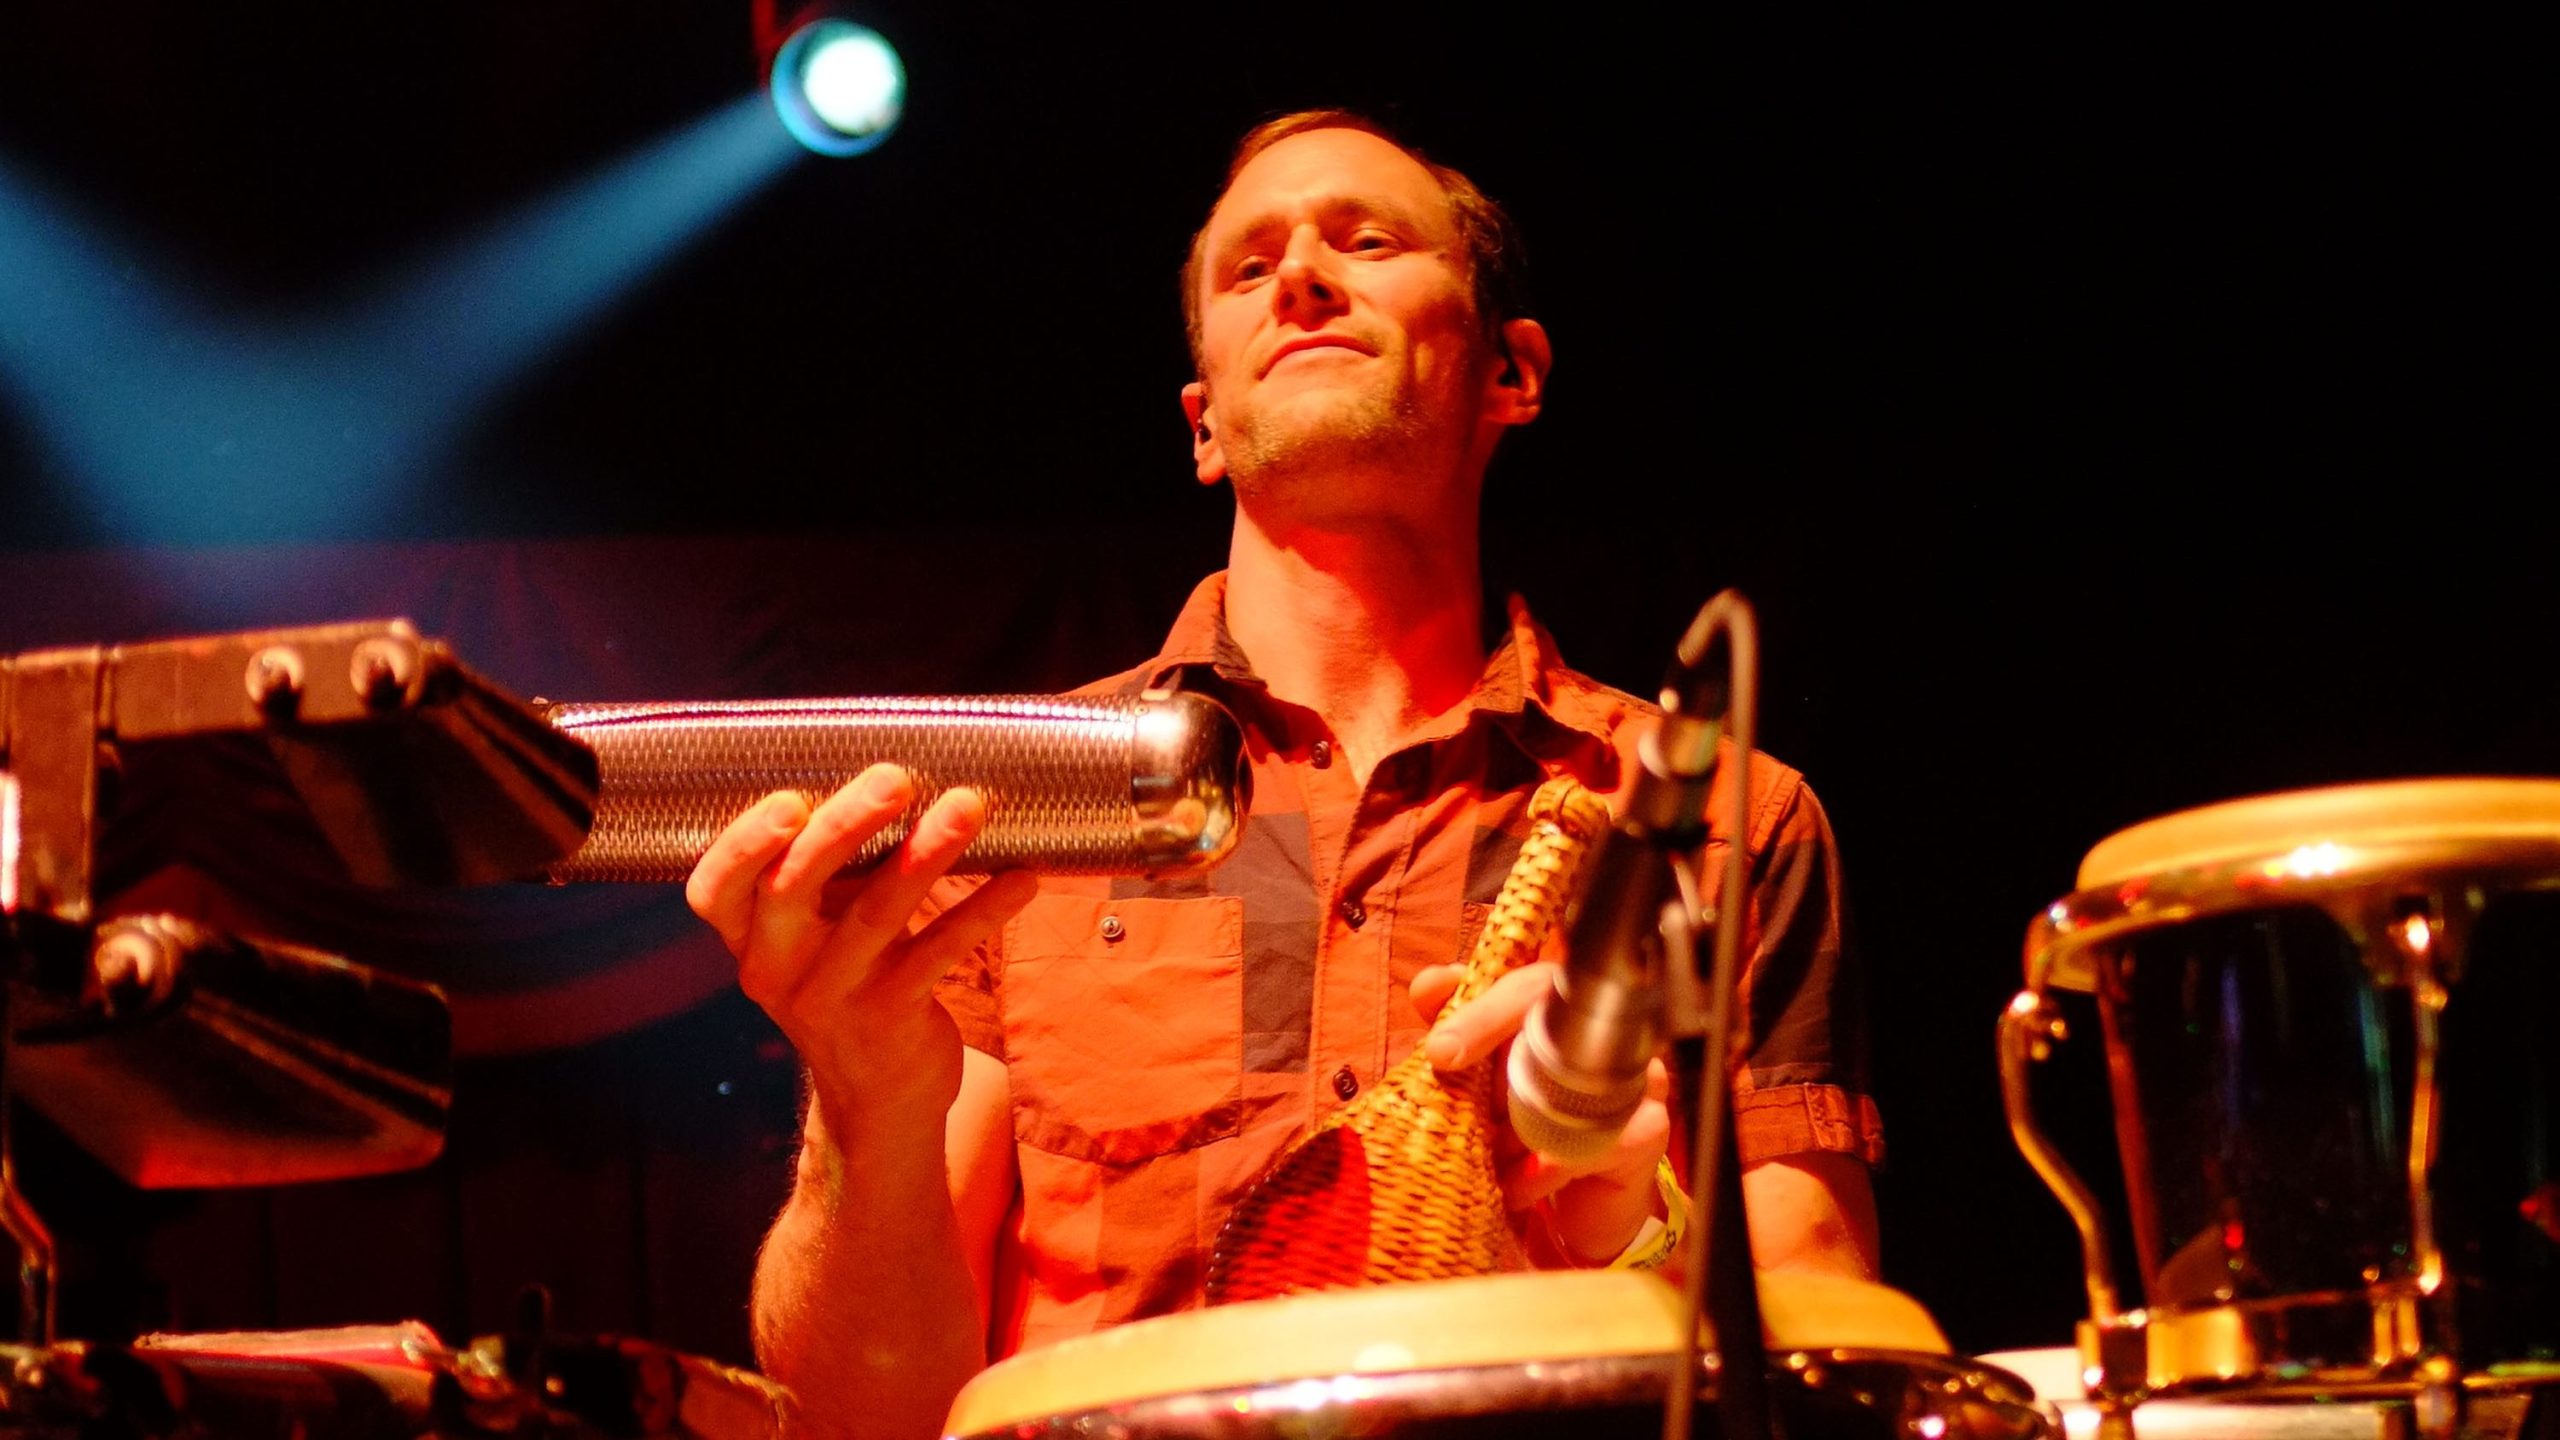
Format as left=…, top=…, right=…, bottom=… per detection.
left=1186, top=127, right=1497, bottom=513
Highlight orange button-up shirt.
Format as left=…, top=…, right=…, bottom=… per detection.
left=934, top=573, right=1881, bottom=1357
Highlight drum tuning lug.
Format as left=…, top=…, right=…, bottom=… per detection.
left=2402, top=1354, right=2463, bottom=1440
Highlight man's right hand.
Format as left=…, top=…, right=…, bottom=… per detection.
left=684, top=764, right=1040, bottom=1133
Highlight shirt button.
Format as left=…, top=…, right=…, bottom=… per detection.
left=1309, top=739, right=1333, bottom=769
left=1332, top=1066, right=1360, bottom=1100
left=1099, top=915, right=1125, bottom=942
left=1338, top=897, right=1366, bottom=929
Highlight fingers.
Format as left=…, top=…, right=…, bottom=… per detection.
left=1500, top=1056, right=1673, bottom=1210
left=686, top=791, right=812, bottom=954
left=1618, top=1069, right=1673, bottom=1164
left=1501, top=1150, right=1566, bottom=1210
left=702, top=767, right=1008, bottom=1025
left=1503, top=1097, right=1670, bottom=1208
left=838, top=786, right=994, bottom=941
left=1424, top=962, right=1555, bottom=1071
left=741, top=766, right=927, bottom=991
left=769, top=764, right=915, bottom=895
left=1409, top=964, right=1462, bottom=1023
left=787, top=864, right=1037, bottom=1055
left=887, top=867, right=1041, bottom=989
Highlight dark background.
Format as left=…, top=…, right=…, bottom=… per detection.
left=0, top=0, right=2548, bottom=1375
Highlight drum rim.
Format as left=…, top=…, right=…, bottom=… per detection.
left=945, top=1269, right=1955, bottom=1435
left=946, top=1346, right=2049, bottom=1440
left=2076, top=777, right=2560, bottom=893
left=2031, top=833, right=2560, bottom=994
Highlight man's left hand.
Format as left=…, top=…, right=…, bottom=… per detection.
left=1410, top=961, right=1671, bottom=1266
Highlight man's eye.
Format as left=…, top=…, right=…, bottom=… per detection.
left=1346, top=232, right=1397, bottom=254
left=1232, top=257, right=1273, bottom=283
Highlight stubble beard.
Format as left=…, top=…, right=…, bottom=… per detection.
left=1222, top=381, right=1440, bottom=514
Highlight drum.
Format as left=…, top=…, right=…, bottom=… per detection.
left=943, top=1270, right=2056, bottom=1438
left=2001, top=778, right=2560, bottom=1429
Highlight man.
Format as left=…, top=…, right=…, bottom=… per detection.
left=686, top=110, right=1881, bottom=1440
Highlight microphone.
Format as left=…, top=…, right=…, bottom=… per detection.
left=1507, top=654, right=1728, bottom=1165
left=535, top=691, right=1250, bottom=883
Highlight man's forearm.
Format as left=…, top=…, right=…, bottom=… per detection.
left=1741, top=1152, right=1880, bottom=1279
left=752, top=1094, right=986, bottom=1440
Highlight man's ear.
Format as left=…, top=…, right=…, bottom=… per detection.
left=1483, top=318, right=1552, bottom=427
left=1181, top=381, right=1227, bottom=486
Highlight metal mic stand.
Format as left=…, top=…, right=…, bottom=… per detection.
left=1654, top=591, right=1770, bottom=1440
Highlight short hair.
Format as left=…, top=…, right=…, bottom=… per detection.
left=1180, top=109, right=1532, bottom=372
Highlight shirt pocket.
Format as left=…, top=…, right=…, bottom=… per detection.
left=999, top=893, right=1245, bottom=1164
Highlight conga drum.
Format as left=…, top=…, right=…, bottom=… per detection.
left=2001, top=778, right=2560, bottom=1435
left=943, top=1270, right=2056, bottom=1438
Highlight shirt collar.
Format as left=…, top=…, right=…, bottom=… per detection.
left=1133, top=571, right=1624, bottom=766
left=1137, top=571, right=1259, bottom=692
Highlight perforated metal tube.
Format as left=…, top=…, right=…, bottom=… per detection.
left=539, top=692, right=1248, bottom=882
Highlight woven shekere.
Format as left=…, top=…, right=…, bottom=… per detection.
left=1203, top=776, right=1613, bottom=1304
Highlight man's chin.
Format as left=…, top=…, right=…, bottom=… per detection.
left=1229, top=401, right=1420, bottom=471
left=1229, top=431, right=1397, bottom=496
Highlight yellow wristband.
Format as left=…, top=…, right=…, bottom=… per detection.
left=1609, top=1158, right=1689, bottom=1272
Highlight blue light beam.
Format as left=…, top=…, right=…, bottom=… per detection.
left=352, top=91, right=800, bottom=420
left=0, top=92, right=801, bottom=546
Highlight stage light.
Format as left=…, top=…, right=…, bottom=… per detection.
left=768, top=17, right=904, bottom=158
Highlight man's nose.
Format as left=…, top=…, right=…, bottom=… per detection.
left=1273, top=227, right=1345, bottom=319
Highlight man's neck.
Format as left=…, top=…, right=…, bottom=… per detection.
left=1224, top=508, right=1487, bottom=785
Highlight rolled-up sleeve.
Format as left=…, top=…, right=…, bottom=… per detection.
left=1732, top=778, right=1884, bottom=1168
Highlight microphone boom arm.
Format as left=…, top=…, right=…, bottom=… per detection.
left=1659, top=591, right=1768, bottom=1440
